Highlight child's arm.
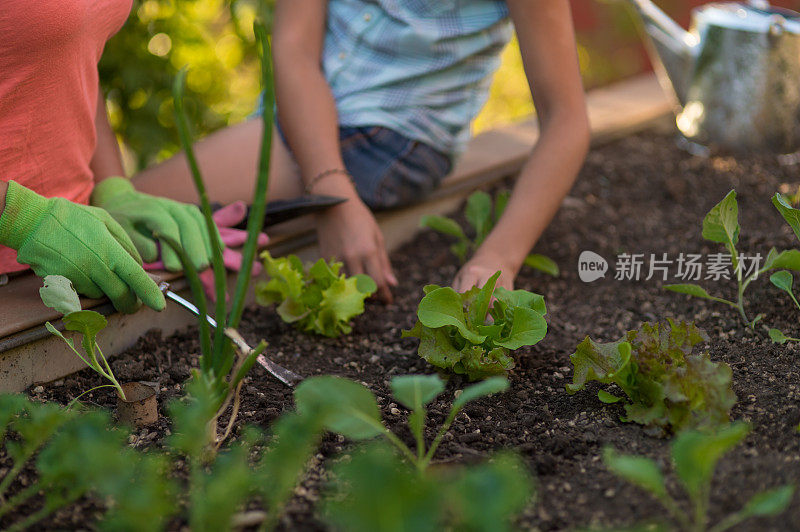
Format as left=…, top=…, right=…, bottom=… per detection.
left=90, top=82, right=126, bottom=183
left=273, top=0, right=397, bottom=302
left=453, top=0, right=590, bottom=292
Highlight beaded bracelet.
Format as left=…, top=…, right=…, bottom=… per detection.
left=304, top=168, right=352, bottom=194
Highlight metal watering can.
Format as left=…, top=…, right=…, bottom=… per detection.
left=624, top=0, right=800, bottom=153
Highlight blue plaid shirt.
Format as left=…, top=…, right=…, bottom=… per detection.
left=324, top=0, right=512, bottom=157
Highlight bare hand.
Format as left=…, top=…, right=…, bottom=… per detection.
left=453, top=254, right=515, bottom=293
left=316, top=198, right=397, bottom=303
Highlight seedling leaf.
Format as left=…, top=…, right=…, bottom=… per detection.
left=494, top=190, right=511, bottom=221
left=598, top=390, right=623, bottom=403
left=354, top=274, right=377, bottom=294
left=603, top=447, right=667, bottom=499
left=770, top=271, right=794, bottom=292
left=420, top=215, right=467, bottom=240
left=391, top=375, right=445, bottom=411
left=766, top=249, right=800, bottom=272
left=523, top=254, right=560, bottom=277
left=664, top=284, right=718, bottom=301
left=322, top=443, right=441, bottom=532
left=671, top=421, right=749, bottom=498
left=702, top=189, right=739, bottom=251
left=40, top=275, right=82, bottom=315
left=494, top=287, right=547, bottom=316
left=769, top=328, right=791, bottom=344
left=63, top=310, right=107, bottom=341
left=567, top=338, right=632, bottom=394
left=453, top=376, right=509, bottom=410
left=464, top=271, right=500, bottom=328
left=445, top=452, right=534, bottom=531
left=740, top=485, right=795, bottom=518
left=773, top=192, right=800, bottom=242
left=295, top=376, right=383, bottom=440
left=45, top=322, right=76, bottom=351
left=421, top=191, right=557, bottom=273
left=465, top=191, right=493, bottom=243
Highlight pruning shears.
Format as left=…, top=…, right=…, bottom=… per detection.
left=157, top=282, right=303, bottom=387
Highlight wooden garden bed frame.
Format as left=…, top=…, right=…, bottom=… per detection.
left=0, top=74, right=671, bottom=392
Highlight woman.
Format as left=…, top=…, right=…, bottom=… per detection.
left=0, top=0, right=216, bottom=314
left=135, top=0, right=590, bottom=303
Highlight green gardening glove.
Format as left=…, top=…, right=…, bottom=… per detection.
left=91, top=177, right=216, bottom=272
left=0, top=181, right=166, bottom=313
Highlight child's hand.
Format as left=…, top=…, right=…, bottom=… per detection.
left=453, top=255, right=515, bottom=293
left=315, top=197, right=397, bottom=303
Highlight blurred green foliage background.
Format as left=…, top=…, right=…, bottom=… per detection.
left=99, top=0, right=706, bottom=171
left=99, top=0, right=272, bottom=171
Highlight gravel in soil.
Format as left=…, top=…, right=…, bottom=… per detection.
left=7, top=126, right=800, bottom=531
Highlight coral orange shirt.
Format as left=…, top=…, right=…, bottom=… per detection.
left=0, top=0, right=132, bottom=274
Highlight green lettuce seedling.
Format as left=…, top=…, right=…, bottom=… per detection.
left=296, top=374, right=532, bottom=531
left=39, top=275, right=127, bottom=401
left=403, top=271, right=547, bottom=380
left=665, top=190, right=800, bottom=327
left=567, top=319, right=735, bottom=436
left=0, top=395, right=175, bottom=532
left=295, top=374, right=508, bottom=471
left=255, top=251, right=377, bottom=337
left=322, top=443, right=533, bottom=532
left=604, top=422, right=794, bottom=532
left=421, top=190, right=559, bottom=276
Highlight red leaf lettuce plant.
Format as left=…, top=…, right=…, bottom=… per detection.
left=567, top=319, right=735, bottom=436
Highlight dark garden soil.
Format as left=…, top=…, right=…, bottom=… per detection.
left=9, top=124, right=800, bottom=531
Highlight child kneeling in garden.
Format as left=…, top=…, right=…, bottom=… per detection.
left=134, top=0, right=590, bottom=303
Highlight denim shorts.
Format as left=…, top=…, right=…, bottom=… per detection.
left=277, top=122, right=452, bottom=210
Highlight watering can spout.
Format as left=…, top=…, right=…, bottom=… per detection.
left=624, top=0, right=698, bottom=105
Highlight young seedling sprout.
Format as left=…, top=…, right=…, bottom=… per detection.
left=665, top=190, right=800, bottom=328
left=294, top=374, right=508, bottom=472
left=604, top=422, right=794, bottom=532
left=768, top=193, right=800, bottom=343
left=421, top=190, right=559, bottom=276
left=39, top=275, right=126, bottom=403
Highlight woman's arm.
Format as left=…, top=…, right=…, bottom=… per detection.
left=454, top=0, right=590, bottom=291
left=0, top=181, right=7, bottom=216
left=274, top=0, right=396, bottom=301
left=90, top=83, right=126, bottom=182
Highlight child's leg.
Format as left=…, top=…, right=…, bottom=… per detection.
left=133, top=120, right=303, bottom=205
